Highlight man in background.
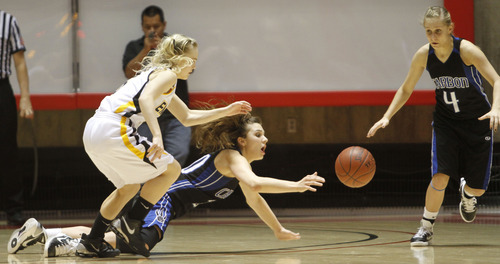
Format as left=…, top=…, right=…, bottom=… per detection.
left=0, top=10, right=34, bottom=226
left=122, top=5, right=191, bottom=166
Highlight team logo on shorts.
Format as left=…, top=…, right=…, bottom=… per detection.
left=155, top=208, right=168, bottom=223
left=215, top=188, right=233, bottom=199
left=485, top=136, right=491, bottom=141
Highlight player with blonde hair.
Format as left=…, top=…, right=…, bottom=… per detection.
left=63, top=34, right=250, bottom=258
left=367, top=6, right=500, bottom=246
left=9, top=113, right=324, bottom=257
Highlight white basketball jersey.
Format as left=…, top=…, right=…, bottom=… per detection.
left=97, top=68, right=176, bottom=127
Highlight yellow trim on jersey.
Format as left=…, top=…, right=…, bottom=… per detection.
left=115, top=101, right=136, bottom=114
left=163, top=87, right=174, bottom=95
left=120, top=116, right=145, bottom=160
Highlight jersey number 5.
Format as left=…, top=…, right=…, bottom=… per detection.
left=443, top=91, right=460, bottom=113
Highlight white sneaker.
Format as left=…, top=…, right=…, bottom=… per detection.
left=44, top=234, right=80, bottom=257
left=410, top=220, right=433, bottom=247
left=8, top=218, right=47, bottom=254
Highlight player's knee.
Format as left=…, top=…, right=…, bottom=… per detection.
left=117, top=184, right=141, bottom=196
left=431, top=173, right=449, bottom=190
left=164, top=160, right=181, bottom=178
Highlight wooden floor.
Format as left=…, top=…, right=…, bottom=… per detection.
left=1, top=208, right=500, bottom=264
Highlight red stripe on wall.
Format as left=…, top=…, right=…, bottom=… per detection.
left=444, top=0, right=474, bottom=42
left=16, top=90, right=435, bottom=110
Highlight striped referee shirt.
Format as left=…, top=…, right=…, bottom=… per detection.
left=0, top=10, right=26, bottom=79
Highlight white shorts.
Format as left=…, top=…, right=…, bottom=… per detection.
left=83, top=111, right=174, bottom=188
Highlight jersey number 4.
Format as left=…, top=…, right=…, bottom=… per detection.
left=443, top=91, right=460, bottom=113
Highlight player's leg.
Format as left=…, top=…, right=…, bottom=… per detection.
left=458, top=118, right=492, bottom=222
left=0, top=81, right=24, bottom=226
left=411, top=119, right=457, bottom=246
left=116, top=195, right=174, bottom=255
left=116, top=226, right=162, bottom=254
left=76, top=184, right=139, bottom=258
left=77, top=116, right=141, bottom=258
left=110, top=160, right=180, bottom=257
left=44, top=227, right=118, bottom=258
left=113, top=184, right=176, bottom=255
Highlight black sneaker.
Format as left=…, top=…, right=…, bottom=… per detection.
left=110, top=216, right=150, bottom=257
left=459, top=177, right=477, bottom=223
left=410, top=221, right=433, bottom=247
left=75, top=233, right=120, bottom=258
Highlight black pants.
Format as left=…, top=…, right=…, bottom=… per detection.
left=0, top=78, right=23, bottom=215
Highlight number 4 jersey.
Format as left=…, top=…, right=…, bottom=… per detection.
left=427, top=36, right=491, bottom=120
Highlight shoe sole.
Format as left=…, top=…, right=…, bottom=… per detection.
left=410, top=241, right=431, bottom=247
left=76, top=251, right=98, bottom=258
left=8, top=218, right=44, bottom=254
left=75, top=246, right=119, bottom=258
left=410, top=238, right=432, bottom=247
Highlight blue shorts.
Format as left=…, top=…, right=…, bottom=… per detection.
left=142, top=193, right=174, bottom=237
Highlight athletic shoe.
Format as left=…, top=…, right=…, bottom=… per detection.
left=8, top=218, right=47, bottom=254
left=459, top=177, right=477, bottom=223
left=44, top=234, right=80, bottom=257
left=110, top=216, right=150, bottom=257
left=75, top=233, right=120, bottom=258
left=410, top=221, right=433, bottom=246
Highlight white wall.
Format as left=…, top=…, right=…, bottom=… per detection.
left=3, top=0, right=72, bottom=93
left=3, top=0, right=441, bottom=94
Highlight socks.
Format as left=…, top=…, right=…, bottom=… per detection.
left=88, top=212, right=112, bottom=239
left=46, top=228, right=62, bottom=239
left=127, top=196, right=154, bottom=221
left=422, top=207, right=438, bottom=227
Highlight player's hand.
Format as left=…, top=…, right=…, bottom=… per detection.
left=146, top=136, right=165, bottom=162
left=297, top=172, right=325, bottom=192
left=367, top=117, right=390, bottom=138
left=19, top=96, right=34, bottom=119
left=274, top=227, right=301, bottom=241
left=225, top=101, right=252, bottom=116
left=478, top=108, right=500, bottom=132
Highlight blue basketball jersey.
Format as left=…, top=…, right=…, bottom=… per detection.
left=142, top=150, right=240, bottom=232
left=168, top=151, right=240, bottom=217
left=427, top=36, right=491, bottom=119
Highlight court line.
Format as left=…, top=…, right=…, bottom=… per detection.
left=152, top=225, right=414, bottom=257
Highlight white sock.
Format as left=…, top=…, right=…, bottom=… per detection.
left=46, top=228, right=63, bottom=239
left=422, top=208, right=438, bottom=227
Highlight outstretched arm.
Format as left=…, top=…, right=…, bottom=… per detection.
left=167, top=96, right=252, bottom=127
left=240, top=182, right=300, bottom=241
left=218, top=150, right=325, bottom=193
left=367, top=45, right=427, bottom=138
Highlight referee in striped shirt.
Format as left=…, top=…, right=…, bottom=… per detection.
left=0, top=10, right=33, bottom=226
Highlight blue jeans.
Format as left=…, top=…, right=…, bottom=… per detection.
left=138, top=118, right=191, bottom=167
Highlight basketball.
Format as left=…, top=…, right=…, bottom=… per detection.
left=335, top=146, right=376, bottom=188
